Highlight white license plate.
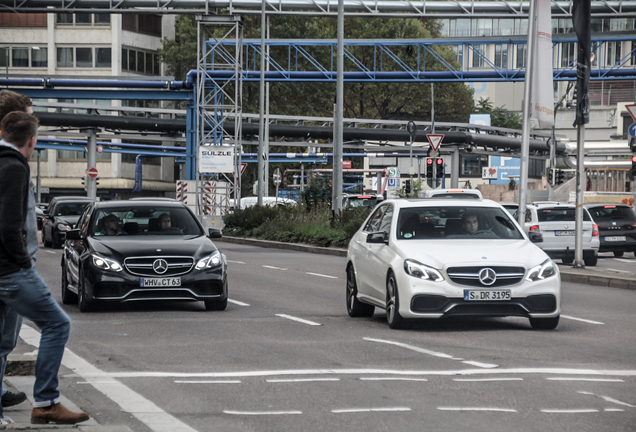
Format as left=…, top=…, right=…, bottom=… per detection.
left=555, top=230, right=575, bottom=236
left=140, top=277, right=181, bottom=287
left=464, top=290, right=511, bottom=301
left=605, top=236, right=626, bottom=242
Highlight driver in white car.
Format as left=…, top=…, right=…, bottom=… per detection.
left=462, top=213, right=479, bottom=235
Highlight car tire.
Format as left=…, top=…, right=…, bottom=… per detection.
left=43, top=230, right=51, bottom=248
left=78, top=269, right=95, bottom=313
left=584, top=253, right=598, bottom=267
left=204, top=298, right=227, bottom=311
left=561, top=256, right=574, bottom=265
left=61, top=260, right=77, bottom=305
left=613, top=251, right=624, bottom=257
left=529, top=315, right=559, bottom=330
left=386, top=272, right=406, bottom=330
left=346, top=265, right=374, bottom=318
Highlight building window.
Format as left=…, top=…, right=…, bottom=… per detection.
left=32, top=47, right=47, bottom=67
left=475, top=18, right=493, bottom=36
left=472, top=45, right=485, bottom=68
left=122, top=47, right=161, bottom=75
left=516, top=44, right=527, bottom=69
left=606, top=41, right=622, bottom=66
left=0, top=46, right=47, bottom=68
left=56, top=13, right=110, bottom=26
left=560, top=43, right=576, bottom=68
left=11, top=48, right=28, bottom=67
left=122, top=14, right=162, bottom=37
left=57, top=47, right=111, bottom=68
left=631, top=41, right=636, bottom=66
left=494, top=44, right=508, bottom=68
left=461, top=155, right=488, bottom=177
left=451, top=45, right=463, bottom=67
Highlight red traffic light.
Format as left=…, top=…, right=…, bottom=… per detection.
left=426, top=158, right=434, bottom=165
left=632, top=155, right=636, bottom=163
left=436, top=158, right=443, bottom=165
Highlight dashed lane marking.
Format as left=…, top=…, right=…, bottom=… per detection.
left=541, top=409, right=599, bottom=413
left=454, top=378, right=523, bottom=382
left=224, top=410, right=302, bottom=415
left=360, top=377, right=428, bottom=382
left=306, top=272, right=338, bottom=279
left=263, top=265, right=287, bottom=270
left=275, top=314, right=321, bottom=326
left=364, top=337, right=498, bottom=369
left=578, top=391, right=636, bottom=408
left=562, top=315, right=605, bottom=325
left=20, top=325, right=198, bottom=432
left=175, top=380, right=241, bottom=384
left=227, top=260, right=245, bottom=264
left=331, top=407, right=411, bottom=413
left=228, top=299, right=250, bottom=306
left=547, top=378, right=624, bottom=382
left=438, top=407, right=517, bottom=412
left=45, top=250, right=56, bottom=254
left=267, top=378, right=340, bottom=383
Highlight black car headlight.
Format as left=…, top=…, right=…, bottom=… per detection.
left=404, top=259, right=444, bottom=282
left=56, top=222, right=71, bottom=231
left=92, top=254, right=123, bottom=272
left=526, top=259, right=556, bottom=282
left=195, top=251, right=222, bottom=270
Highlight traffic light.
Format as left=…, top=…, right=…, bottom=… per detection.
left=426, top=158, right=434, bottom=178
left=547, top=168, right=554, bottom=186
left=630, top=155, right=636, bottom=181
left=436, top=158, right=444, bottom=178
left=405, top=179, right=411, bottom=194
left=555, top=169, right=565, bottom=185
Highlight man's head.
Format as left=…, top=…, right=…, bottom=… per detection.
left=103, top=214, right=119, bottom=232
left=0, top=111, right=39, bottom=159
left=158, top=213, right=171, bottom=230
left=462, top=213, right=479, bottom=234
left=0, top=90, right=33, bottom=119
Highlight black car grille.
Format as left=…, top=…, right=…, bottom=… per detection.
left=411, top=294, right=557, bottom=316
left=446, top=266, right=525, bottom=287
left=124, top=256, right=195, bottom=277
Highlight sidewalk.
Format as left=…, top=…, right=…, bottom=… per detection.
left=216, top=236, right=636, bottom=291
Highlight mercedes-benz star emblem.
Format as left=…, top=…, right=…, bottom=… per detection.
left=478, top=268, right=497, bottom=286
left=153, top=259, right=168, bottom=275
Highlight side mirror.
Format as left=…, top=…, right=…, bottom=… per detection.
left=208, top=228, right=223, bottom=239
left=366, top=232, right=388, bottom=244
left=65, top=229, right=82, bottom=240
left=528, top=231, right=543, bottom=243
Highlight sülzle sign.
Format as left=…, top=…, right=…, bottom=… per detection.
left=199, top=146, right=234, bottom=173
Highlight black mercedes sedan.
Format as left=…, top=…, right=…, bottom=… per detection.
left=62, top=199, right=228, bottom=312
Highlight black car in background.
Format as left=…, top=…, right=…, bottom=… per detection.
left=584, top=203, right=636, bottom=257
left=62, top=199, right=228, bottom=312
left=42, top=196, right=94, bottom=248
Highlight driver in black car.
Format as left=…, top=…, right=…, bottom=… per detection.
left=462, top=213, right=479, bottom=235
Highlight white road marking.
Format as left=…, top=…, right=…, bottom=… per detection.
left=263, top=265, right=287, bottom=270
left=224, top=410, right=302, bottom=415
left=578, top=391, right=636, bottom=408
left=360, top=377, right=428, bottom=382
left=604, top=408, right=625, bottom=412
left=364, top=338, right=498, bottom=369
left=228, top=299, right=250, bottom=306
left=45, top=250, right=56, bottom=254
left=547, top=378, right=624, bottom=382
left=605, top=268, right=632, bottom=273
left=306, top=272, right=338, bottom=279
left=227, top=260, right=245, bottom=264
left=613, top=258, right=634, bottom=263
left=276, top=314, right=321, bottom=326
left=267, top=378, right=340, bottom=383
left=105, top=367, right=636, bottom=379
left=541, top=409, right=598, bottom=413
left=438, top=407, right=517, bottom=412
left=561, top=315, right=605, bottom=325
left=175, top=380, right=241, bottom=384
left=454, top=378, right=523, bottom=382
left=331, top=407, right=411, bottom=413
left=20, top=325, right=197, bottom=432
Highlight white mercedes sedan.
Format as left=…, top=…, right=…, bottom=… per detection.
left=346, top=199, right=561, bottom=330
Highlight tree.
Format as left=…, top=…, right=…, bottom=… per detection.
left=474, top=97, right=522, bottom=129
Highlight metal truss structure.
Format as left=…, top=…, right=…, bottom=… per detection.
left=194, top=14, right=243, bottom=218
left=1, top=0, right=635, bottom=17
left=226, top=35, right=636, bottom=83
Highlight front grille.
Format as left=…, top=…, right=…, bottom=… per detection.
left=124, top=256, right=194, bottom=277
left=446, top=266, right=525, bottom=287
left=410, top=294, right=558, bottom=316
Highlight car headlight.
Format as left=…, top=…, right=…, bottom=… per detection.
left=57, top=223, right=71, bottom=231
left=196, top=251, right=222, bottom=270
left=526, top=259, right=556, bottom=282
left=92, top=254, right=123, bottom=272
left=404, top=259, right=444, bottom=282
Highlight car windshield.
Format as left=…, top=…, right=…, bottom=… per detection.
left=587, top=206, right=635, bottom=220
left=91, top=207, right=203, bottom=237
left=396, top=206, right=523, bottom=240
left=428, top=193, right=480, bottom=199
left=56, top=202, right=88, bottom=216
left=537, top=207, right=591, bottom=222
left=344, top=196, right=380, bottom=208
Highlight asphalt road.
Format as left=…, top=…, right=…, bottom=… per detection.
left=25, top=243, right=636, bottom=432
left=595, top=251, right=636, bottom=273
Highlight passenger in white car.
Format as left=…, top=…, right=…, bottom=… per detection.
left=461, top=213, right=479, bottom=234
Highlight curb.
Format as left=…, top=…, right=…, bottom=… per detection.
left=217, top=236, right=635, bottom=291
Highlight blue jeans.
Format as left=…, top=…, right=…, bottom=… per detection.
left=0, top=267, right=70, bottom=414
left=0, top=303, right=23, bottom=399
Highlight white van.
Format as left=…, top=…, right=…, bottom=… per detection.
left=419, top=189, right=483, bottom=199
left=239, top=197, right=297, bottom=209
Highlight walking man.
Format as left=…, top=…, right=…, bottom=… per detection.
left=0, top=111, right=90, bottom=425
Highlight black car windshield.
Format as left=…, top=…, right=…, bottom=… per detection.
left=56, top=202, right=89, bottom=216
left=587, top=205, right=636, bottom=220
left=537, top=207, right=591, bottom=222
left=91, top=207, right=203, bottom=237
left=397, top=206, right=524, bottom=240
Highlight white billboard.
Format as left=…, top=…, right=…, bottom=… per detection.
left=198, top=146, right=234, bottom=173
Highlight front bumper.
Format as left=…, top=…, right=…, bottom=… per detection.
left=395, top=269, right=560, bottom=320
left=84, top=265, right=227, bottom=303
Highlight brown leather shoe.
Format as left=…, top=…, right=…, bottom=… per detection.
left=31, top=402, right=90, bottom=424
